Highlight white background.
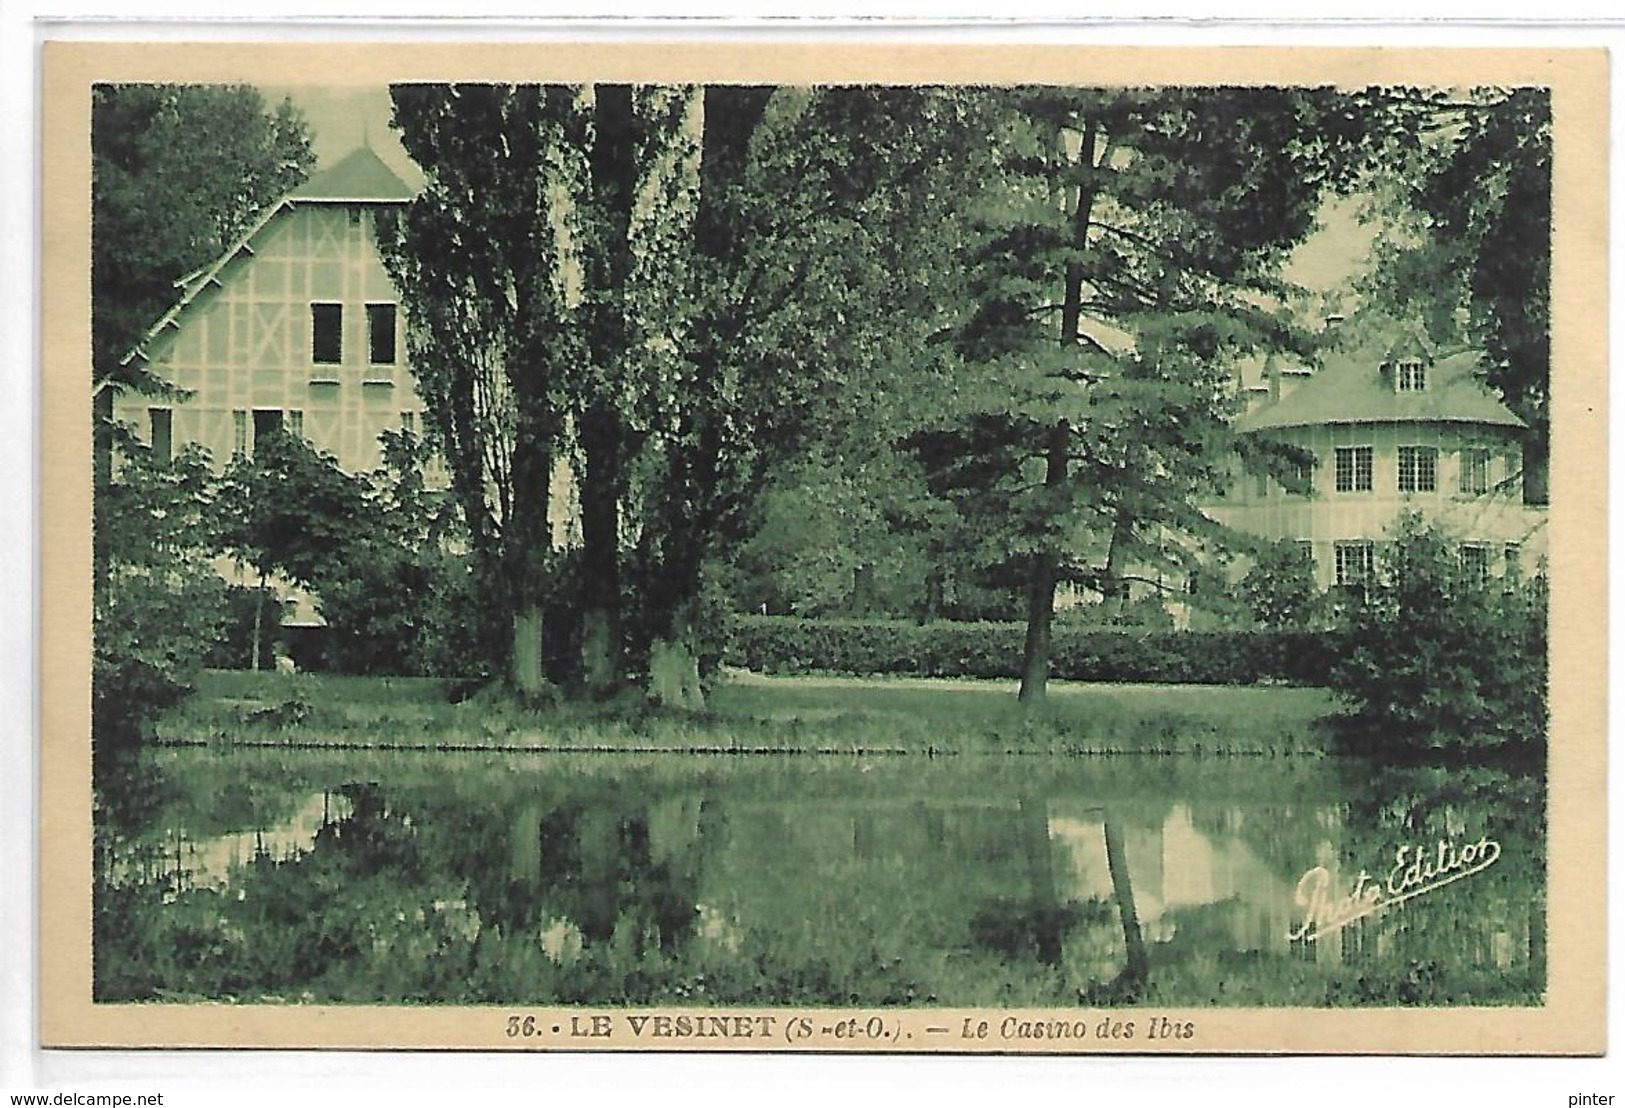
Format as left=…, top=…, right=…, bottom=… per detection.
left=2, top=4, right=1620, bottom=1104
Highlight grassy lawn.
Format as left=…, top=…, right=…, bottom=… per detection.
left=162, top=669, right=1341, bottom=755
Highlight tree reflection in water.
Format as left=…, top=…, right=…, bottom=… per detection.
left=93, top=750, right=1544, bottom=1007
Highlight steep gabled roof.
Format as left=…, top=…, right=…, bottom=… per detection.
left=121, top=147, right=416, bottom=367
left=289, top=145, right=415, bottom=203
left=1236, top=345, right=1526, bottom=433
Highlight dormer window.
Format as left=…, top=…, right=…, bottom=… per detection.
left=1395, top=357, right=1427, bottom=392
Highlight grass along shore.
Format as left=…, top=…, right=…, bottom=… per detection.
left=155, top=669, right=1341, bottom=756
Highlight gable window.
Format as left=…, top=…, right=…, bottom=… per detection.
left=148, top=407, right=172, bottom=464
left=1334, top=446, right=1373, bottom=493
left=312, top=302, right=343, bottom=364
left=367, top=302, right=398, bottom=365
left=1459, top=447, right=1491, bottom=495
left=1460, top=544, right=1490, bottom=584
left=1395, top=358, right=1427, bottom=392
left=1397, top=445, right=1438, bottom=493
left=1334, top=541, right=1374, bottom=591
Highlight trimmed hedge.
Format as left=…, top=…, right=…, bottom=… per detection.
left=729, top=615, right=1340, bottom=686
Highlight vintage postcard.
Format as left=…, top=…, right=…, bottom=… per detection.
left=38, top=39, right=1607, bottom=1055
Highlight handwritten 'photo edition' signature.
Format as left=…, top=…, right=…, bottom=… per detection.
left=1288, top=837, right=1501, bottom=943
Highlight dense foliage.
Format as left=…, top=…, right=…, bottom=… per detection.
left=1240, top=540, right=1325, bottom=630
left=1360, top=88, right=1552, bottom=501
left=886, top=87, right=1413, bottom=702
left=91, top=84, right=315, bottom=743
left=1326, top=517, right=1548, bottom=757
left=93, top=441, right=229, bottom=746
left=384, top=84, right=981, bottom=704
left=213, top=429, right=369, bottom=670
left=314, top=431, right=484, bottom=678
left=91, top=84, right=314, bottom=385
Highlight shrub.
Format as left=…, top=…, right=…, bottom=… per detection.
left=728, top=615, right=1341, bottom=686
left=1241, top=539, right=1324, bottom=629
left=317, top=543, right=484, bottom=678
left=1326, top=516, right=1547, bottom=756
left=94, top=567, right=229, bottom=745
left=94, top=440, right=228, bottom=745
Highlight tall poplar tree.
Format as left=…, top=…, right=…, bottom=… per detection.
left=386, top=84, right=704, bottom=695
left=625, top=86, right=981, bottom=705
left=385, top=84, right=588, bottom=694
left=387, top=83, right=979, bottom=704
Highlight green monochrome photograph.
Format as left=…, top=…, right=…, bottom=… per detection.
left=42, top=41, right=1606, bottom=1054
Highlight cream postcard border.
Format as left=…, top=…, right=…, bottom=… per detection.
left=38, top=40, right=1609, bottom=1055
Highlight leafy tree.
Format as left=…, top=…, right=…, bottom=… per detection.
left=214, top=430, right=371, bottom=670
left=624, top=86, right=980, bottom=705
left=385, top=84, right=619, bottom=695
left=386, top=84, right=980, bottom=705
left=920, top=87, right=1397, bottom=704
left=726, top=452, right=946, bottom=619
left=1240, top=539, right=1323, bottom=629
left=1358, top=87, right=1551, bottom=502
left=94, top=438, right=228, bottom=746
left=317, top=430, right=482, bottom=677
left=562, top=85, right=707, bottom=697
left=92, top=84, right=314, bottom=385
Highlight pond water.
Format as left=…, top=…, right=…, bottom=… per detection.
left=94, top=748, right=1545, bottom=1008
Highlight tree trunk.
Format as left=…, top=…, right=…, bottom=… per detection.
left=1019, top=550, right=1058, bottom=706
left=578, top=406, right=623, bottom=695
left=647, top=599, right=705, bottom=711
left=924, top=564, right=944, bottom=621
left=1018, top=420, right=1070, bottom=706
left=250, top=568, right=267, bottom=672
left=1101, top=505, right=1135, bottom=620
left=1523, top=438, right=1549, bottom=505
left=579, top=607, right=618, bottom=693
left=1017, top=120, right=1101, bottom=707
left=503, top=408, right=555, bottom=696
left=576, top=86, right=638, bottom=695
left=511, top=603, right=546, bottom=696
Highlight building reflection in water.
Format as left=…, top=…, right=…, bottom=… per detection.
left=138, top=756, right=1539, bottom=1000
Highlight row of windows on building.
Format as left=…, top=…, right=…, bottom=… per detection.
left=310, top=301, right=398, bottom=366
left=145, top=406, right=416, bottom=463
left=1185, top=537, right=1522, bottom=598
left=1248, top=445, right=1502, bottom=498
left=1328, top=538, right=1521, bottom=588
left=1336, top=445, right=1499, bottom=495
